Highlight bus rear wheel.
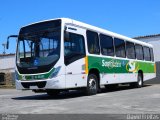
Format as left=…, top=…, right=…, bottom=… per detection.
left=130, top=73, right=143, bottom=88
left=85, top=74, right=98, bottom=95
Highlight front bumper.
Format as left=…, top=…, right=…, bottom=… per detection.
left=16, top=75, right=65, bottom=90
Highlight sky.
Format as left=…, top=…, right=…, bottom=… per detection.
left=0, top=0, right=160, bottom=54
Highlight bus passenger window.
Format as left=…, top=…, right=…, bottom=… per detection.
left=114, top=38, right=126, bottom=58
left=135, top=44, right=143, bottom=60
left=100, top=34, right=114, bottom=56
left=143, top=46, right=151, bottom=61
left=126, top=41, right=136, bottom=59
left=150, top=48, right=154, bottom=61
left=86, top=30, right=100, bottom=54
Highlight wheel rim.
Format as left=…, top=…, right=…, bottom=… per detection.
left=89, top=78, right=97, bottom=92
left=138, top=75, right=142, bottom=86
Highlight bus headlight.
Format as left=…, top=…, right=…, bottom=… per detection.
left=49, top=66, right=61, bottom=78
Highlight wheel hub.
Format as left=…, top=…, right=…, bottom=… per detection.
left=89, top=78, right=96, bottom=90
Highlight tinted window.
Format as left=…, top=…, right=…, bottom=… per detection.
left=100, top=34, right=114, bottom=56
left=126, top=41, right=135, bottom=59
left=150, top=48, right=154, bottom=61
left=86, top=30, right=100, bottom=54
left=135, top=44, right=143, bottom=60
left=143, top=46, right=151, bottom=61
left=114, top=38, right=126, bottom=58
left=64, top=32, right=85, bottom=65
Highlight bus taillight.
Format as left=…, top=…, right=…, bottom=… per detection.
left=154, top=63, right=156, bottom=73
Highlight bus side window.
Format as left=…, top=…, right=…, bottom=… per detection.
left=135, top=44, right=144, bottom=60
left=100, top=34, right=114, bottom=56
left=126, top=41, right=136, bottom=59
left=143, top=46, right=151, bottom=61
left=86, top=30, right=100, bottom=54
left=150, top=48, right=154, bottom=61
left=114, top=38, right=126, bottom=58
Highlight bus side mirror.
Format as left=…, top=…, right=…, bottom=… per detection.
left=6, top=35, right=19, bottom=49
left=6, top=40, right=9, bottom=49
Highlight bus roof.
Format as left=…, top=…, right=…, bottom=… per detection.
left=22, top=18, right=153, bottom=48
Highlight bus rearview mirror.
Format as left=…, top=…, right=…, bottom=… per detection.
left=6, top=35, right=19, bottom=49
left=6, top=40, right=9, bottom=49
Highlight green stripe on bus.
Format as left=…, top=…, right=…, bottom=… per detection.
left=88, top=56, right=154, bottom=74
left=17, top=68, right=55, bottom=81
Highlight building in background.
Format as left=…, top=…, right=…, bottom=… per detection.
left=0, top=54, right=15, bottom=85
left=134, top=34, right=160, bottom=84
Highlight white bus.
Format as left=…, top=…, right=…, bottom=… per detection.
left=7, top=18, right=156, bottom=96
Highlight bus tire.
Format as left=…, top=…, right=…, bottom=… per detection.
left=137, top=73, right=143, bottom=88
left=85, top=74, right=98, bottom=95
left=46, top=90, right=60, bottom=96
left=130, top=73, right=143, bottom=88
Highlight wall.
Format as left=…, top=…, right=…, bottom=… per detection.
left=0, top=54, right=15, bottom=86
left=0, top=55, right=15, bottom=72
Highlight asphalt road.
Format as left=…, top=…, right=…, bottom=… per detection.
left=0, top=84, right=160, bottom=114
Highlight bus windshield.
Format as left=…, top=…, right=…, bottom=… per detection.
left=16, top=20, right=61, bottom=74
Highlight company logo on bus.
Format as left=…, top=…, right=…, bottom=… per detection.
left=102, top=59, right=121, bottom=69
left=126, top=61, right=139, bottom=73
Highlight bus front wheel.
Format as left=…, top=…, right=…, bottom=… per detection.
left=85, top=74, right=98, bottom=95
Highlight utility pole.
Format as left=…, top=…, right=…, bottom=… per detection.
left=2, top=43, right=6, bottom=55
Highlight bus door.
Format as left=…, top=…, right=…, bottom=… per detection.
left=64, top=25, right=87, bottom=88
